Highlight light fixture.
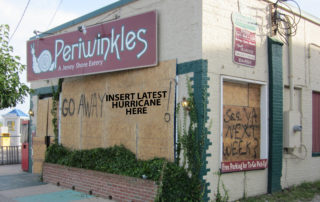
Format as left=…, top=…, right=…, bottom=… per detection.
left=33, top=30, right=41, bottom=35
left=33, top=30, right=53, bottom=39
left=181, top=97, right=189, bottom=110
left=78, top=25, right=87, bottom=35
left=33, top=30, right=41, bottom=39
left=28, top=109, right=34, bottom=116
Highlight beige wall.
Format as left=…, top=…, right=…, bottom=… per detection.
left=60, top=60, right=176, bottom=161
left=281, top=17, right=320, bottom=186
left=203, top=0, right=320, bottom=201
left=203, top=0, right=270, bottom=200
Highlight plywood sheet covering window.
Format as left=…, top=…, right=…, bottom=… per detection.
left=223, top=82, right=261, bottom=162
left=33, top=98, right=56, bottom=174
left=60, top=60, right=176, bottom=161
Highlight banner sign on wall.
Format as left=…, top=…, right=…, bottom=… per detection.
left=232, top=13, right=257, bottom=67
left=27, top=11, right=157, bottom=81
left=221, top=159, right=268, bottom=173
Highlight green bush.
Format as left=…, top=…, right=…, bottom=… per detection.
left=158, top=162, right=201, bottom=201
left=45, top=143, right=70, bottom=164
left=45, top=144, right=201, bottom=200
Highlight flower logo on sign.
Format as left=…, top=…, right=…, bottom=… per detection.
left=30, top=43, right=56, bottom=73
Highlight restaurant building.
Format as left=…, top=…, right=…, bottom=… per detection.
left=27, top=0, right=320, bottom=200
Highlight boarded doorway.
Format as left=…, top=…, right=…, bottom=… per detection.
left=33, top=97, right=55, bottom=174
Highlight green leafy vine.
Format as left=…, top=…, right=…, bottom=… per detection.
left=214, top=171, right=229, bottom=202
left=175, top=76, right=208, bottom=200
left=51, top=79, right=63, bottom=144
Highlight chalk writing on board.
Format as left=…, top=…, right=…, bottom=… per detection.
left=61, top=91, right=168, bottom=117
left=223, top=106, right=260, bottom=162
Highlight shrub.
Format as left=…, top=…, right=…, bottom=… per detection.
left=159, top=162, right=201, bottom=201
left=45, top=144, right=201, bottom=200
left=45, top=143, right=70, bottom=164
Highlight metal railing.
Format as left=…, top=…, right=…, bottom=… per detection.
left=0, top=135, right=22, bottom=165
left=0, top=146, right=21, bottom=165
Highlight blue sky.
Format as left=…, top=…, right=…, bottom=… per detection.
left=0, top=0, right=319, bottom=117
left=294, top=0, right=320, bottom=19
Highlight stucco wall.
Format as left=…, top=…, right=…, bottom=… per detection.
left=203, top=0, right=270, bottom=200
left=203, top=0, right=320, bottom=201
left=281, top=17, right=320, bottom=188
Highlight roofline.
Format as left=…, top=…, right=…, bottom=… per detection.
left=262, top=0, right=320, bottom=26
left=29, top=0, right=136, bottom=40
left=29, top=0, right=320, bottom=41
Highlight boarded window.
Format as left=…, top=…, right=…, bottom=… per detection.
left=223, top=82, right=261, bottom=162
left=312, top=92, right=320, bottom=154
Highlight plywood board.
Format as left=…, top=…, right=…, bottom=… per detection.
left=33, top=98, right=56, bottom=174
left=223, top=81, right=248, bottom=106
left=60, top=60, right=176, bottom=161
left=248, top=84, right=260, bottom=107
left=222, top=105, right=261, bottom=162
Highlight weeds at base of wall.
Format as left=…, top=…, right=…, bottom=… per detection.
left=240, top=181, right=320, bottom=202
left=213, top=171, right=229, bottom=202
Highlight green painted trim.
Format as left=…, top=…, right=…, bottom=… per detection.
left=312, top=152, right=320, bottom=157
left=31, top=86, right=58, bottom=96
left=176, top=59, right=208, bottom=75
left=267, top=37, right=284, bottom=193
left=268, top=37, right=283, bottom=46
left=30, top=0, right=136, bottom=40
left=177, top=59, right=211, bottom=202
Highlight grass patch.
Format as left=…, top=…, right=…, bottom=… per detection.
left=240, top=181, right=320, bottom=202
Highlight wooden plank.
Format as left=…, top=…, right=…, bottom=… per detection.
left=248, top=84, right=261, bottom=107
left=223, top=105, right=261, bottom=162
left=223, top=81, right=249, bottom=107
left=60, top=60, right=176, bottom=161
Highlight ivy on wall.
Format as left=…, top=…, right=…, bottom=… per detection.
left=175, top=76, right=210, bottom=201
left=176, top=77, right=204, bottom=179
left=50, top=79, right=63, bottom=144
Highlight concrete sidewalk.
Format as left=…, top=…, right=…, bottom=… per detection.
left=0, top=165, right=113, bottom=202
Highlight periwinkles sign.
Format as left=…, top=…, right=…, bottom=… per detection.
left=27, top=11, right=157, bottom=81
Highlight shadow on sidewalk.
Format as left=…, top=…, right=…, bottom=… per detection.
left=0, top=164, right=45, bottom=191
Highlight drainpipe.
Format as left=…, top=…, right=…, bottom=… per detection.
left=287, top=28, right=294, bottom=111
left=283, top=15, right=302, bottom=151
left=283, top=15, right=294, bottom=111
